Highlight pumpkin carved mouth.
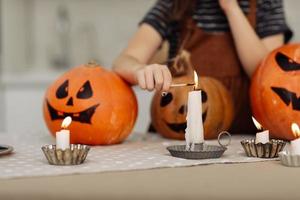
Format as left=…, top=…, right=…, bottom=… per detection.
left=165, top=110, right=208, bottom=133
left=166, top=121, right=187, bottom=133
left=46, top=100, right=99, bottom=124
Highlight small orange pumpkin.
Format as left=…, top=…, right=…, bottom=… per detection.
left=151, top=51, right=234, bottom=140
left=251, top=44, right=300, bottom=141
left=43, top=62, right=138, bottom=145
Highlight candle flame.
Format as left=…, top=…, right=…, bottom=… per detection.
left=61, top=116, right=72, bottom=129
left=252, top=117, right=262, bottom=130
left=291, top=123, right=300, bottom=138
left=193, top=71, right=198, bottom=89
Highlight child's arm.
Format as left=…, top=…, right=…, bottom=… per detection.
left=219, top=0, right=284, bottom=78
left=113, top=24, right=172, bottom=91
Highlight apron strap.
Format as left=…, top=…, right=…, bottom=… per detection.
left=177, top=19, right=194, bottom=55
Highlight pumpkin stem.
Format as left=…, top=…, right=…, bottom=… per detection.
left=87, top=60, right=98, bottom=67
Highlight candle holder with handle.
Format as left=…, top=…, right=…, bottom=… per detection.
left=167, top=131, right=231, bottom=160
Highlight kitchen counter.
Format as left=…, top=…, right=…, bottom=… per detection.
left=0, top=160, right=299, bottom=200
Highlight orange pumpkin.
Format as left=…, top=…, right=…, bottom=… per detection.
left=151, top=51, right=234, bottom=140
left=250, top=44, right=300, bottom=141
left=43, top=62, right=138, bottom=145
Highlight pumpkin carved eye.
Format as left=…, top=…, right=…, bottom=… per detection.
left=160, top=93, right=173, bottom=107
left=271, top=87, right=300, bottom=111
left=56, top=80, right=69, bottom=99
left=275, top=52, right=300, bottom=71
left=77, top=81, right=93, bottom=99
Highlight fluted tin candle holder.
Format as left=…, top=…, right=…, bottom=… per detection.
left=42, top=144, right=90, bottom=165
left=0, top=145, right=13, bottom=156
left=167, top=131, right=231, bottom=160
left=241, top=139, right=286, bottom=158
left=279, top=151, right=300, bottom=167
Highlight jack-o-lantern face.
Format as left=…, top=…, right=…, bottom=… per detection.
left=251, top=44, right=300, bottom=141
left=43, top=62, right=138, bottom=145
left=151, top=51, right=234, bottom=140
left=151, top=75, right=233, bottom=140
left=158, top=86, right=208, bottom=134
left=47, top=80, right=99, bottom=124
left=271, top=52, right=300, bottom=111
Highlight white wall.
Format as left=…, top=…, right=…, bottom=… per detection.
left=285, top=1, right=300, bottom=42
left=2, top=0, right=156, bottom=71
left=2, top=0, right=34, bottom=72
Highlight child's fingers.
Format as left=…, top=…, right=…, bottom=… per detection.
left=136, top=70, right=146, bottom=89
left=153, top=68, right=164, bottom=91
left=162, top=67, right=172, bottom=91
left=145, top=67, right=154, bottom=91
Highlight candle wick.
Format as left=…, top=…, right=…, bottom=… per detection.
left=193, top=84, right=197, bottom=91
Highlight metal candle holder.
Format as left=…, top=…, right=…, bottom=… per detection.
left=42, top=144, right=90, bottom=165
left=0, top=145, right=14, bottom=156
left=241, top=139, right=286, bottom=158
left=279, top=151, right=300, bottom=167
left=167, top=131, right=231, bottom=160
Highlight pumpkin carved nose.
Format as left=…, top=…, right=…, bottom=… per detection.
left=66, top=97, right=73, bottom=106
left=178, top=105, right=187, bottom=115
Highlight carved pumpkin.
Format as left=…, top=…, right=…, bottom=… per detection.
left=43, top=62, right=138, bottom=145
left=151, top=51, right=234, bottom=140
left=251, top=44, right=300, bottom=141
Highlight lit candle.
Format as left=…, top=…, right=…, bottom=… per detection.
left=252, top=117, right=269, bottom=144
left=56, top=116, right=72, bottom=150
left=290, top=123, right=300, bottom=155
left=185, top=71, right=204, bottom=151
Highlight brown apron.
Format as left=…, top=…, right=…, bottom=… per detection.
left=178, top=0, right=257, bottom=134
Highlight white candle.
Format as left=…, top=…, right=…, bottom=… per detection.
left=56, top=130, right=70, bottom=150
left=255, top=130, right=269, bottom=144
left=290, top=123, right=300, bottom=155
left=185, top=71, right=204, bottom=151
left=56, top=116, right=72, bottom=150
left=252, top=117, right=269, bottom=144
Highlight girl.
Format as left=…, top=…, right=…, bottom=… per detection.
left=113, top=0, right=292, bottom=133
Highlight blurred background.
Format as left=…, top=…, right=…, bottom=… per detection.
left=0, top=0, right=299, bottom=135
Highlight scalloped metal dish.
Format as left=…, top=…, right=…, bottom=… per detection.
left=42, top=144, right=90, bottom=165
left=241, top=139, right=286, bottom=158
left=167, top=144, right=227, bottom=160
left=0, top=145, right=13, bottom=156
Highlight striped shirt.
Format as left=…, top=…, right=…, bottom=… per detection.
left=141, top=0, right=292, bottom=59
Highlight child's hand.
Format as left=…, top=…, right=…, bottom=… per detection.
left=135, top=64, right=172, bottom=92
left=219, top=0, right=239, bottom=13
